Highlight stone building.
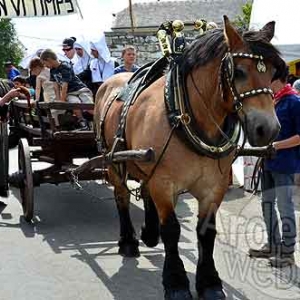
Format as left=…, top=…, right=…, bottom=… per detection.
left=105, top=0, right=251, bottom=66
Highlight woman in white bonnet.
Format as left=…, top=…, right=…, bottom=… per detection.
left=73, top=40, right=91, bottom=75
left=89, top=33, right=114, bottom=96
left=73, top=40, right=92, bottom=89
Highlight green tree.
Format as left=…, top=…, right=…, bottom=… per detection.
left=0, top=19, right=24, bottom=78
left=234, top=1, right=253, bottom=30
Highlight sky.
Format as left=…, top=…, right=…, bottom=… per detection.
left=249, top=0, right=298, bottom=45
left=14, top=0, right=298, bottom=57
left=13, top=0, right=185, bottom=55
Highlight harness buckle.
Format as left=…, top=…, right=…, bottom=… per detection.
left=177, top=113, right=191, bottom=125
left=234, top=101, right=243, bottom=112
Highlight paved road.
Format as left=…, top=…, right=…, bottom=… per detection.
left=1, top=148, right=300, bottom=300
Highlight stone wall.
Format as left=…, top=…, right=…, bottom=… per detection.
left=105, top=30, right=200, bottom=66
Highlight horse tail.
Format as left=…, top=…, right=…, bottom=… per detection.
left=141, top=185, right=160, bottom=247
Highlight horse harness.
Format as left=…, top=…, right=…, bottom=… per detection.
left=97, top=50, right=274, bottom=185
left=98, top=57, right=168, bottom=154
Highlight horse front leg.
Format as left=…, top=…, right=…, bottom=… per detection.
left=196, top=210, right=225, bottom=300
left=148, top=184, right=192, bottom=300
left=114, top=184, right=140, bottom=257
left=160, top=210, right=192, bottom=300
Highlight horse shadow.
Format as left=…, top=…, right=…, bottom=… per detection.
left=3, top=182, right=291, bottom=299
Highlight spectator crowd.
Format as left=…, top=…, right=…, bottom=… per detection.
left=0, top=34, right=139, bottom=129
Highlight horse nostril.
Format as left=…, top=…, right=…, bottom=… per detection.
left=256, top=125, right=264, bottom=137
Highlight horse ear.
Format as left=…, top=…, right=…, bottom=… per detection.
left=223, top=15, right=244, bottom=51
left=260, top=21, right=275, bottom=42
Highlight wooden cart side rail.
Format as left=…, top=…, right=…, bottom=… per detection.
left=38, top=101, right=95, bottom=111
left=11, top=100, right=96, bottom=139
left=52, top=131, right=96, bottom=140
left=12, top=99, right=34, bottom=109
left=12, top=100, right=95, bottom=111
left=18, top=123, right=42, bottom=136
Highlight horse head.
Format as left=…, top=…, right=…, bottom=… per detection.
left=180, top=17, right=284, bottom=149
left=223, top=16, right=283, bottom=146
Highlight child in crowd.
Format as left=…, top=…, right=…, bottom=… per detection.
left=29, top=58, right=56, bottom=102
left=114, top=46, right=139, bottom=74
left=40, top=48, right=93, bottom=130
left=12, top=76, right=33, bottom=99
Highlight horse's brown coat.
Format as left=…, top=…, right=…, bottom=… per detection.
left=93, top=17, right=282, bottom=298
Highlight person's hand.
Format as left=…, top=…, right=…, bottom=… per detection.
left=0, top=88, right=21, bottom=107
left=6, top=88, right=21, bottom=99
left=265, top=144, right=276, bottom=159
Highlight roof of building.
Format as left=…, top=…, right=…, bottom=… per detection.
left=112, top=0, right=252, bottom=29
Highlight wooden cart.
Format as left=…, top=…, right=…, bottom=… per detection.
left=6, top=100, right=102, bottom=221
left=4, top=100, right=153, bottom=222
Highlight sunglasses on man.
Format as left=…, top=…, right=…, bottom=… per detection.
left=62, top=47, right=72, bottom=52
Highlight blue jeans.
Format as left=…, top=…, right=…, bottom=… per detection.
left=261, top=170, right=296, bottom=254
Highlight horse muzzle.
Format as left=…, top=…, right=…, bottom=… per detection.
left=244, top=110, right=280, bottom=147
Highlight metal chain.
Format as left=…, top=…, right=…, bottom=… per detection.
left=70, top=169, right=142, bottom=201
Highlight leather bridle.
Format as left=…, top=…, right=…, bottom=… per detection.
left=221, top=52, right=274, bottom=112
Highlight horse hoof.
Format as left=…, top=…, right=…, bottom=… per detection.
left=164, top=289, right=193, bottom=300
left=141, top=225, right=159, bottom=247
left=200, top=285, right=226, bottom=300
left=118, top=243, right=140, bottom=257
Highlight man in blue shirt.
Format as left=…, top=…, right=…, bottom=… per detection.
left=249, top=67, right=300, bottom=267
left=4, top=61, right=20, bottom=81
left=114, top=46, right=139, bottom=74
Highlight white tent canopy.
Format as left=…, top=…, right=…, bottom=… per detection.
left=250, top=0, right=300, bottom=62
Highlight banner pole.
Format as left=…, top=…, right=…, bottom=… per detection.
left=128, top=0, right=135, bottom=33
left=74, top=0, right=84, bottom=19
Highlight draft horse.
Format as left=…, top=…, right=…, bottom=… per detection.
left=94, top=17, right=284, bottom=300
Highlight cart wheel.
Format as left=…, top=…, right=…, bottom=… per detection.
left=18, top=138, right=34, bottom=222
left=0, top=119, right=9, bottom=197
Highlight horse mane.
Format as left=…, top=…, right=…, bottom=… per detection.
left=0, top=79, right=12, bottom=97
left=180, top=27, right=286, bottom=78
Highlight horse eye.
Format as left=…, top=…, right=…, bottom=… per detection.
left=234, top=68, right=247, bottom=80
left=271, top=68, right=280, bottom=82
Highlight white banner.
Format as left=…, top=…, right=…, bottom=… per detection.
left=0, top=0, right=78, bottom=18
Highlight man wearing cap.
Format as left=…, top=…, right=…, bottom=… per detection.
left=4, top=61, right=20, bottom=81
left=62, top=37, right=78, bottom=66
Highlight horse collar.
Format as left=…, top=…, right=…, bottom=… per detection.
left=164, top=64, right=241, bottom=159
